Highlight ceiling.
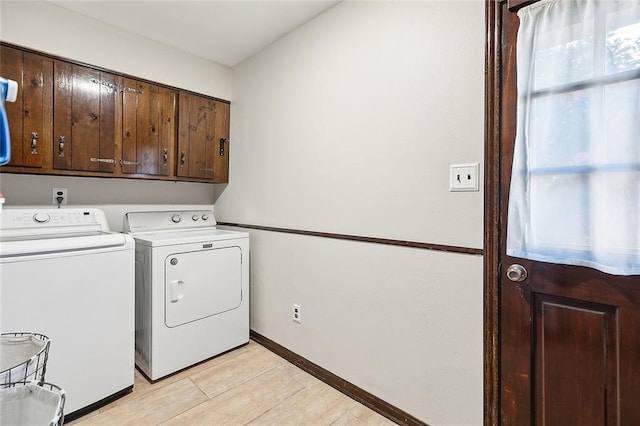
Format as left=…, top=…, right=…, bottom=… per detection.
left=50, top=1, right=340, bottom=67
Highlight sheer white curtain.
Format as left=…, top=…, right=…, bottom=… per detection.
left=507, top=0, right=640, bottom=275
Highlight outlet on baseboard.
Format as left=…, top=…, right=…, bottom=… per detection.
left=292, top=304, right=301, bottom=324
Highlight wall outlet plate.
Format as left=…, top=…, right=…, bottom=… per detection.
left=450, top=163, right=479, bottom=192
left=52, top=187, right=68, bottom=205
left=292, top=303, right=301, bottom=324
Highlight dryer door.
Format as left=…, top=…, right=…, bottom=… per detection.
left=165, top=246, right=242, bottom=327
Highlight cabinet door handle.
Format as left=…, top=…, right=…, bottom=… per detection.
left=200, top=168, right=214, bottom=173
left=120, top=159, right=141, bottom=166
left=180, top=151, right=186, bottom=167
left=30, top=132, right=38, bottom=154
left=219, top=138, right=227, bottom=156
left=58, top=136, right=65, bottom=157
left=90, top=157, right=116, bottom=165
left=89, top=78, right=117, bottom=92
left=162, top=148, right=168, bottom=165
left=122, top=86, right=144, bottom=94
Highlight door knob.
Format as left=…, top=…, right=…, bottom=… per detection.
left=506, top=264, right=528, bottom=282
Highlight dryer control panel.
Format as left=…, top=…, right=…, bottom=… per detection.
left=124, top=210, right=216, bottom=233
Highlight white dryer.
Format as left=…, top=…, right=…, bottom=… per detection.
left=123, top=210, right=249, bottom=380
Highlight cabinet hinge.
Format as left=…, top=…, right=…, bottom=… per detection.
left=219, top=138, right=228, bottom=156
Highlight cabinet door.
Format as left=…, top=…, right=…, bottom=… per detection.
left=177, top=92, right=215, bottom=181
left=177, top=92, right=231, bottom=182
left=121, top=79, right=176, bottom=176
left=0, top=46, right=52, bottom=170
left=213, top=101, right=230, bottom=183
left=53, top=61, right=117, bottom=173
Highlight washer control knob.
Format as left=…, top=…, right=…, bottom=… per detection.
left=171, top=214, right=181, bottom=223
left=33, top=212, right=51, bottom=223
left=201, top=214, right=209, bottom=221
left=192, top=215, right=199, bottom=221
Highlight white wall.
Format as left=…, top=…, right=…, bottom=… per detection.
left=2, top=1, right=486, bottom=423
left=216, top=2, right=485, bottom=424
left=0, top=1, right=231, bottom=99
left=0, top=173, right=222, bottom=231
left=0, top=1, right=231, bottom=216
left=220, top=1, right=484, bottom=248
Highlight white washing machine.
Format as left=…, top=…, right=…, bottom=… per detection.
left=123, top=210, right=249, bottom=380
left=0, top=208, right=135, bottom=420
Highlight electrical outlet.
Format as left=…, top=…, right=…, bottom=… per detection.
left=450, top=163, right=479, bottom=192
left=292, top=304, right=301, bottom=324
left=52, top=187, right=68, bottom=205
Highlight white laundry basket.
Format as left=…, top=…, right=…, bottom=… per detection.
left=0, top=382, right=65, bottom=426
left=0, top=333, right=50, bottom=386
left=0, top=333, right=65, bottom=425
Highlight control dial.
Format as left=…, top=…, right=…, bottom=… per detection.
left=201, top=214, right=209, bottom=221
left=33, top=212, right=51, bottom=223
left=171, top=214, right=181, bottom=223
left=192, top=215, right=199, bottom=221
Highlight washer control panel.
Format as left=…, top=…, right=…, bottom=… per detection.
left=2, top=209, right=104, bottom=228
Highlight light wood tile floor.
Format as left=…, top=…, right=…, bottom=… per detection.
left=69, top=341, right=395, bottom=425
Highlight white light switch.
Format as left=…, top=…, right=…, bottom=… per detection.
left=450, top=163, right=479, bottom=192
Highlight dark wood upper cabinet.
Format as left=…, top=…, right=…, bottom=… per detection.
left=0, top=45, right=52, bottom=169
left=53, top=61, right=117, bottom=174
left=121, top=79, right=176, bottom=176
left=0, top=43, right=229, bottom=183
left=177, top=92, right=230, bottom=183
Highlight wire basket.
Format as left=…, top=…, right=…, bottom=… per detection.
left=0, top=333, right=51, bottom=387
left=0, top=381, right=65, bottom=426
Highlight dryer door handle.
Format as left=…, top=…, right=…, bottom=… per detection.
left=170, top=280, right=185, bottom=303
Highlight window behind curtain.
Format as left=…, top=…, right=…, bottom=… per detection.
left=507, top=0, right=640, bottom=275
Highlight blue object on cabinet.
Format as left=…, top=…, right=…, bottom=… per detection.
left=0, top=77, right=18, bottom=166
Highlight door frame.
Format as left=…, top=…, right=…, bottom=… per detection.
left=484, top=1, right=505, bottom=424
left=485, top=1, right=541, bottom=423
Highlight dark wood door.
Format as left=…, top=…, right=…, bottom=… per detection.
left=53, top=61, right=117, bottom=173
left=121, top=79, right=176, bottom=176
left=497, top=2, right=640, bottom=425
left=0, top=46, right=52, bottom=169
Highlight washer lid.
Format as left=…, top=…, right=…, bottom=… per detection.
left=129, top=228, right=248, bottom=247
left=0, top=233, right=131, bottom=257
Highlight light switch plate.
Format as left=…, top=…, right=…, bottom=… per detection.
left=450, top=163, right=479, bottom=192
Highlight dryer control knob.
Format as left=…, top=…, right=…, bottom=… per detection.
left=33, top=212, right=51, bottom=223
left=171, top=214, right=181, bottom=223
left=202, top=214, right=209, bottom=221
left=192, top=215, right=199, bottom=221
